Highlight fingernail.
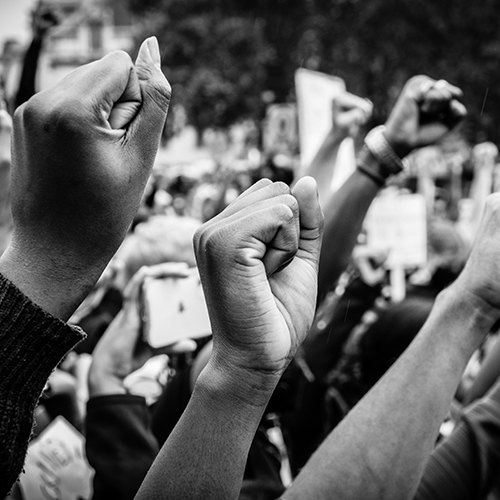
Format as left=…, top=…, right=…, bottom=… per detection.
left=147, top=36, right=162, bottom=70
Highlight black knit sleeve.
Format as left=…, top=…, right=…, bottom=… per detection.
left=0, top=273, right=85, bottom=498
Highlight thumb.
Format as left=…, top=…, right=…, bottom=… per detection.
left=128, top=37, right=171, bottom=150
left=292, top=176, right=324, bottom=271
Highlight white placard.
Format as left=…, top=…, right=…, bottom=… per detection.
left=295, top=68, right=345, bottom=171
left=365, top=194, right=427, bottom=269
left=19, top=416, right=94, bottom=500
left=143, top=270, right=212, bottom=348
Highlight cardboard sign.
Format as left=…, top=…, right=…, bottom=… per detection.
left=142, top=270, right=212, bottom=348
left=18, top=417, right=94, bottom=500
left=294, top=68, right=345, bottom=172
left=365, top=194, right=427, bottom=269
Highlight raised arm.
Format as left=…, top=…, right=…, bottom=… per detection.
left=284, top=193, right=500, bottom=500
left=414, top=371, right=500, bottom=499
left=299, top=91, right=372, bottom=207
left=0, top=37, right=170, bottom=320
left=0, top=37, right=171, bottom=497
left=135, top=177, right=324, bottom=500
left=317, top=76, right=466, bottom=300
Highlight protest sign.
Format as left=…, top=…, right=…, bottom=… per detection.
left=142, top=269, right=212, bottom=348
left=365, top=193, right=427, bottom=269
left=294, top=68, right=345, bottom=172
left=18, top=416, right=94, bottom=500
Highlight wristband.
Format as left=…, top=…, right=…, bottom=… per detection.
left=364, top=125, right=405, bottom=176
left=356, top=159, right=386, bottom=186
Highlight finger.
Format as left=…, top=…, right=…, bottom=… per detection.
left=263, top=198, right=300, bottom=276
left=236, top=202, right=299, bottom=276
left=421, top=80, right=464, bottom=115
left=441, top=99, right=467, bottom=130
left=291, top=176, right=324, bottom=272
left=334, top=92, right=373, bottom=116
left=127, top=37, right=172, bottom=155
left=205, top=180, right=290, bottom=226
left=196, top=196, right=300, bottom=277
left=59, top=50, right=140, bottom=127
left=231, top=178, right=273, bottom=202
left=195, top=193, right=298, bottom=264
left=433, top=79, right=463, bottom=100
left=336, top=108, right=369, bottom=128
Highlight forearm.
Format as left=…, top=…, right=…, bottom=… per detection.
left=463, top=334, right=500, bottom=405
left=317, top=156, right=380, bottom=301
left=135, top=361, right=279, bottom=500
left=284, top=285, right=497, bottom=500
left=0, top=273, right=85, bottom=498
left=0, top=240, right=116, bottom=321
left=415, top=378, right=500, bottom=500
left=299, top=130, right=347, bottom=207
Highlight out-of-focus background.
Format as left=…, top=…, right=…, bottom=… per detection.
left=1, top=0, right=499, bottom=180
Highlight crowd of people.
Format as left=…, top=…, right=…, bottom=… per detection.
left=1, top=19, right=500, bottom=500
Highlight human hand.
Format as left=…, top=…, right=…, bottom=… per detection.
left=352, top=245, right=388, bottom=286
left=472, top=142, right=498, bottom=172
left=193, top=177, right=323, bottom=390
left=1, top=37, right=171, bottom=319
left=384, top=76, right=466, bottom=158
left=31, top=4, right=59, bottom=39
left=88, top=262, right=194, bottom=397
left=332, top=92, right=373, bottom=138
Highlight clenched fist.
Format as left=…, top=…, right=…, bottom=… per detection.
left=194, top=177, right=323, bottom=386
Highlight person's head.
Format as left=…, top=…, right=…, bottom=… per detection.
left=111, top=215, right=200, bottom=290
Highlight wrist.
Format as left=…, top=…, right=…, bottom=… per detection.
left=438, top=282, right=499, bottom=345
left=0, top=237, right=109, bottom=320
left=196, top=356, right=280, bottom=410
left=382, top=127, right=413, bottom=158
left=88, top=369, right=127, bottom=397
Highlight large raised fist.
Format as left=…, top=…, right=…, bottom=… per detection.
left=0, top=37, right=171, bottom=319
left=194, top=177, right=323, bottom=381
left=384, top=76, right=467, bottom=158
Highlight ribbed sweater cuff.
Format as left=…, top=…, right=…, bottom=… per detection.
left=0, top=272, right=85, bottom=496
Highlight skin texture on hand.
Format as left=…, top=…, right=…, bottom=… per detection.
left=0, top=37, right=171, bottom=320
left=135, top=177, right=323, bottom=500
left=193, top=176, right=324, bottom=383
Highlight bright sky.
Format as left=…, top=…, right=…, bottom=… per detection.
left=0, top=0, right=37, bottom=46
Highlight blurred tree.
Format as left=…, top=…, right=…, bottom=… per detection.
left=130, top=0, right=500, bottom=143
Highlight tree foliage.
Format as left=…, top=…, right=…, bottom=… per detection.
left=130, top=0, right=500, bottom=142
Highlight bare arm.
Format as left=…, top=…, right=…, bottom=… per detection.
left=284, top=192, right=500, bottom=500
left=135, top=177, right=324, bottom=500
left=0, top=38, right=170, bottom=321
left=317, top=76, right=466, bottom=300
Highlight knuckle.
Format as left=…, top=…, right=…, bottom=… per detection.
left=270, top=181, right=291, bottom=197
left=275, top=202, right=295, bottom=223
left=147, top=78, right=172, bottom=110
left=18, top=95, right=44, bottom=127
left=107, top=50, right=133, bottom=69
